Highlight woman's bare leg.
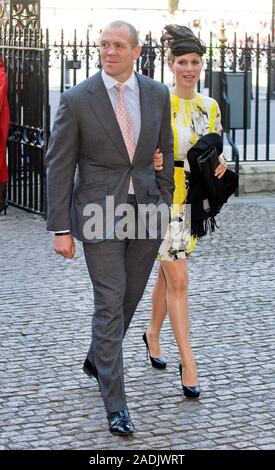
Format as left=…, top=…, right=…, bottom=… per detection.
left=146, top=265, right=167, bottom=357
left=161, top=259, right=199, bottom=386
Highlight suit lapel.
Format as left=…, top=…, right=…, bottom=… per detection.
left=133, top=73, right=156, bottom=163
left=85, top=71, right=157, bottom=163
left=85, top=72, right=129, bottom=161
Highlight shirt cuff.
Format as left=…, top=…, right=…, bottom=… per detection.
left=54, top=230, right=71, bottom=236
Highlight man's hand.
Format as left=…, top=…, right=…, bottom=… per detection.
left=153, top=148, right=164, bottom=171
left=53, top=233, right=75, bottom=259
left=215, top=153, right=228, bottom=179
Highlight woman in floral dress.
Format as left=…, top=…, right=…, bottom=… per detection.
left=144, top=25, right=227, bottom=397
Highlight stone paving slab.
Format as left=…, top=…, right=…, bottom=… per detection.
left=0, top=193, right=275, bottom=450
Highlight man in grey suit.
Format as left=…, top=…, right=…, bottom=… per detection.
left=46, top=21, right=174, bottom=435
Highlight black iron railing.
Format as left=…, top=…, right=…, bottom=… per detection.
left=48, top=29, right=275, bottom=163
left=0, top=27, right=50, bottom=214
left=0, top=27, right=274, bottom=214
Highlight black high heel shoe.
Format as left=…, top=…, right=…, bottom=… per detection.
left=179, top=363, right=201, bottom=398
left=143, top=332, right=167, bottom=369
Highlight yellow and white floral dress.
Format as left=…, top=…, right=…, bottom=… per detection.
left=158, top=91, right=222, bottom=261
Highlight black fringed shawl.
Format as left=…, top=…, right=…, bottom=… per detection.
left=187, top=133, right=239, bottom=238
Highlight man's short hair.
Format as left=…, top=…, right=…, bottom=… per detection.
left=103, top=21, right=139, bottom=47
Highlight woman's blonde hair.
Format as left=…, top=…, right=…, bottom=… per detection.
left=167, top=48, right=203, bottom=66
left=167, top=48, right=174, bottom=64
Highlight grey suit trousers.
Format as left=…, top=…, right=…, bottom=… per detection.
left=83, top=199, right=161, bottom=414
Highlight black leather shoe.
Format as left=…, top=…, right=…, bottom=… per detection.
left=179, top=363, right=201, bottom=398
left=107, top=410, right=134, bottom=435
left=143, top=331, right=167, bottom=369
left=82, top=357, right=98, bottom=381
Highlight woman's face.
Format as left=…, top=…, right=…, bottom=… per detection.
left=169, top=52, right=203, bottom=90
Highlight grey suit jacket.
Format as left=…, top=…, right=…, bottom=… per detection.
left=46, top=71, right=174, bottom=242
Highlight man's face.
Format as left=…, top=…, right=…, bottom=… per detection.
left=100, top=26, right=141, bottom=81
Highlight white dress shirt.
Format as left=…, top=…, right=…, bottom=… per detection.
left=101, top=69, right=141, bottom=145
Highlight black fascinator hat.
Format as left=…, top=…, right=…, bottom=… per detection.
left=161, top=24, right=206, bottom=56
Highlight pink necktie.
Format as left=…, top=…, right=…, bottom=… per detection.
left=115, top=83, right=136, bottom=161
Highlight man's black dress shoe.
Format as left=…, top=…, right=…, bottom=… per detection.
left=142, top=332, right=167, bottom=369
left=107, top=410, right=134, bottom=435
left=82, top=358, right=98, bottom=381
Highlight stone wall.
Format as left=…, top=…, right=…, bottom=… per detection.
left=238, top=163, right=275, bottom=193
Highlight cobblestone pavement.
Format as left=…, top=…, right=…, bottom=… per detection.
left=0, top=193, right=275, bottom=450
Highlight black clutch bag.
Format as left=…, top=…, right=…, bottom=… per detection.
left=197, top=146, right=223, bottom=200
left=197, top=146, right=239, bottom=203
